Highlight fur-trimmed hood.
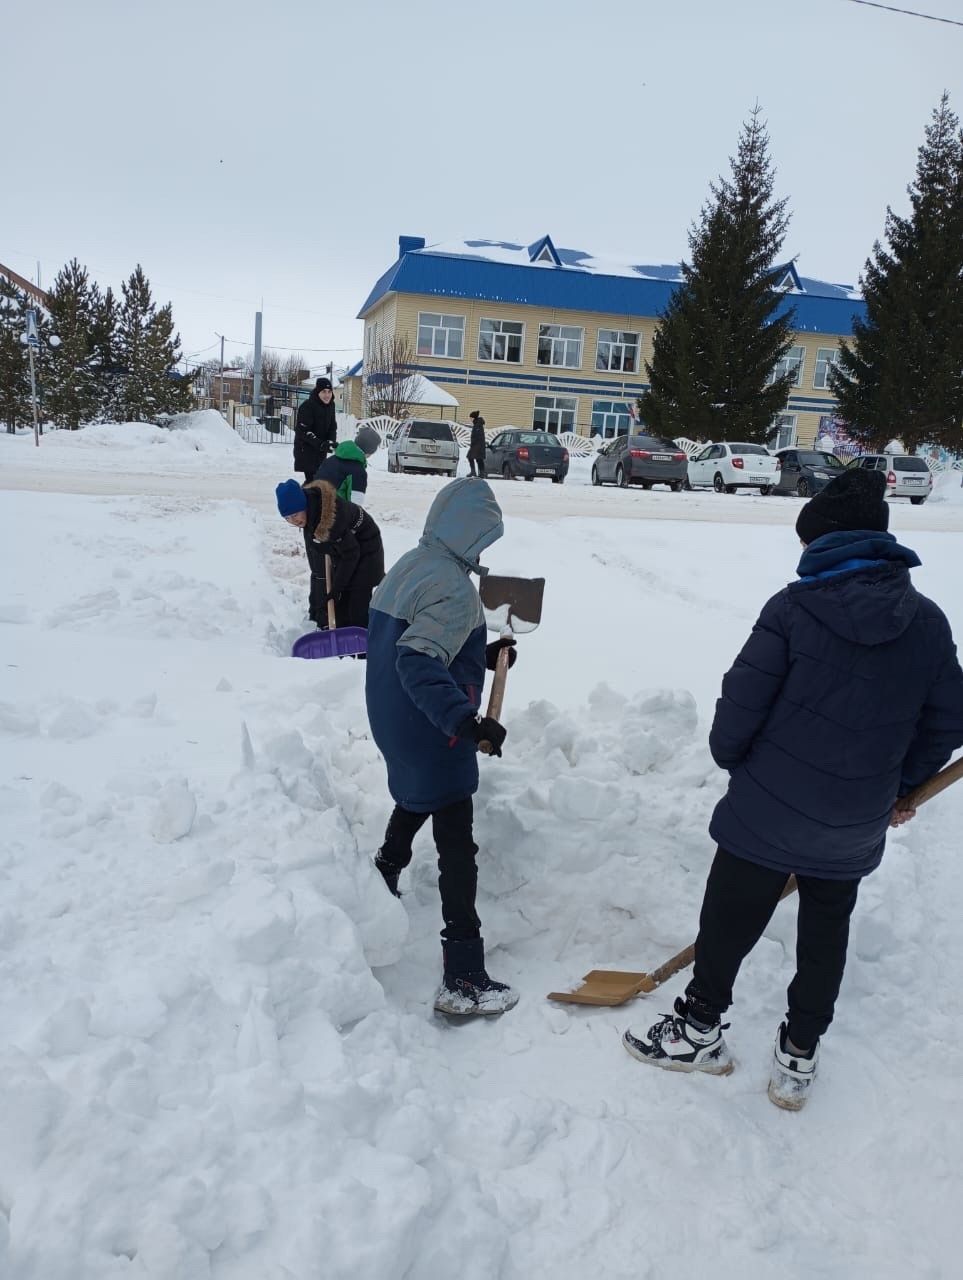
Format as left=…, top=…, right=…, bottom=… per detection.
left=304, top=479, right=340, bottom=543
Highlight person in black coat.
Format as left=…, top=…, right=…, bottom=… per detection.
left=624, top=468, right=963, bottom=1107
left=294, top=377, right=338, bottom=482
left=467, top=410, right=487, bottom=478
left=276, top=478, right=384, bottom=629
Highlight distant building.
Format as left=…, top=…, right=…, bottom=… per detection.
left=354, top=234, right=867, bottom=447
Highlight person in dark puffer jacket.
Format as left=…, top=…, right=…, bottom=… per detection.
left=624, top=468, right=963, bottom=1108
left=365, top=478, right=520, bottom=1018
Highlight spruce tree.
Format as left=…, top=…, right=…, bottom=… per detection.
left=44, top=259, right=100, bottom=429
left=91, top=285, right=120, bottom=421
left=830, top=94, right=963, bottom=454
left=0, top=275, right=30, bottom=433
left=116, top=266, right=191, bottom=421
left=639, top=107, right=796, bottom=444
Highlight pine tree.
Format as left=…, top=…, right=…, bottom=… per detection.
left=91, top=286, right=120, bottom=421
left=639, top=107, right=797, bottom=444
left=116, top=266, right=191, bottom=421
left=44, top=260, right=100, bottom=429
left=0, top=275, right=30, bottom=433
left=830, top=94, right=963, bottom=453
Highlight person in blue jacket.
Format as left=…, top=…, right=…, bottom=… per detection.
left=623, top=468, right=963, bottom=1108
left=365, top=478, right=519, bottom=1017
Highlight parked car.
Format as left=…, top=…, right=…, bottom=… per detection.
left=386, top=420, right=459, bottom=476
left=686, top=442, right=780, bottom=494
left=591, top=434, right=688, bottom=489
left=847, top=452, right=933, bottom=505
left=774, top=448, right=845, bottom=497
left=486, top=429, right=569, bottom=483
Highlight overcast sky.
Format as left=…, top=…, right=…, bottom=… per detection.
left=3, top=0, right=961, bottom=373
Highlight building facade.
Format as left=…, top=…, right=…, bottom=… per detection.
left=354, top=235, right=866, bottom=449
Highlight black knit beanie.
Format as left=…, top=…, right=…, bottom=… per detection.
left=795, top=468, right=889, bottom=544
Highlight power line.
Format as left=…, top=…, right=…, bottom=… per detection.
left=217, top=336, right=362, bottom=353
left=844, top=0, right=963, bottom=27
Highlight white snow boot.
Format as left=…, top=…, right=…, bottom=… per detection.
left=768, top=1022, right=819, bottom=1111
left=433, top=938, right=519, bottom=1017
left=623, top=997, right=733, bottom=1075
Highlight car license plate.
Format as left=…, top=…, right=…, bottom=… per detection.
left=421, top=443, right=439, bottom=453
left=905, top=477, right=924, bottom=484
left=750, top=474, right=770, bottom=483
left=537, top=467, right=555, bottom=476
left=652, top=454, right=672, bottom=462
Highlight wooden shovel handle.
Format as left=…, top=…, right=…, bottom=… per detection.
left=479, top=644, right=511, bottom=755
left=901, top=755, right=963, bottom=809
left=325, top=554, right=337, bottom=632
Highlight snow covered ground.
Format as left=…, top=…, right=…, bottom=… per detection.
left=1, top=415, right=962, bottom=1279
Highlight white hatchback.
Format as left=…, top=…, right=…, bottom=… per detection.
left=686, top=442, right=780, bottom=494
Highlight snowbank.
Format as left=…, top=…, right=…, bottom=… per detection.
left=0, top=477, right=961, bottom=1279
left=50, top=410, right=247, bottom=455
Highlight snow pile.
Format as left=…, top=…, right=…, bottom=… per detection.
left=63, top=410, right=246, bottom=455
left=0, top=477, right=961, bottom=1278
left=929, top=466, right=963, bottom=505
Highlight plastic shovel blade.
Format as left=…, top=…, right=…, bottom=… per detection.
left=546, top=970, right=655, bottom=1006
left=291, top=627, right=367, bottom=659
left=479, top=575, right=545, bottom=635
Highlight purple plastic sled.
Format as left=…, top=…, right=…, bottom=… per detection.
left=291, top=627, right=367, bottom=659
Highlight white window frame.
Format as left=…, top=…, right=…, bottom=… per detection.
left=417, top=312, right=465, bottom=360
left=596, top=329, right=640, bottom=374
left=771, top=413, right=797, bottom=451
left=769, top=345, right=805, bottom=386
left=590, top=399, right=631, bottom=438
left=537, top=323, right=583, bottom=369
left=533, top=394, right=578, bottom=434
left=477, top=317, right=524, bottom=364
left=813, top=346, right=842, bottom=390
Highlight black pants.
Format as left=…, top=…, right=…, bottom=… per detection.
left=685, top=848, right=860, bottom=1050
left=379, top=798, right=481, bottom=942
left=468, top=453, right=486, bottom=478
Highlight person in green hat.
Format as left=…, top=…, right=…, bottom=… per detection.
left=312, top=425, right=381, bottom=505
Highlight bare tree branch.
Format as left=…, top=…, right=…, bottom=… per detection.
left=364, top=334, right=419, bottom=420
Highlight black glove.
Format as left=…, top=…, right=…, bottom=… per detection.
left=485, top=637, right=517, bottom=672
left=456, top=713, right=507, bottom=758
left=305, top=432, right=319, bottom=443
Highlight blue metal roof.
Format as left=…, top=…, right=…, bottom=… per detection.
left=358, top=238, right=866, bottom=335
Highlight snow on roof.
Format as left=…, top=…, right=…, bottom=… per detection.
left=358, top=235, right=865, bottom=334
left=408, top=374, right=458, bottom=407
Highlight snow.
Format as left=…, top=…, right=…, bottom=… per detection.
left=0, top=425, right=962, bottom=1278
left=406, top=374, right=459, bottom=408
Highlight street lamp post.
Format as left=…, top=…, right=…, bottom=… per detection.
left=20, top=309, right=60, bottom=447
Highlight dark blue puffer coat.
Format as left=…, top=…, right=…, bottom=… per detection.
left=365, top=479, right=504, bottom=813
left=709, top=530, right=963, bottom=879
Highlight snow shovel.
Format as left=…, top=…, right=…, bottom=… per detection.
left=547, top=754, right=963, bottom=1007
left=477, top=574, right=545, bottom=755
left=291, top=554, right=367, bottom=659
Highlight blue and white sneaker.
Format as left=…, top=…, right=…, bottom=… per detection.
left=768, top=1023, right=818, bottom=1110
left=623, top=997, right=733, bottom=1075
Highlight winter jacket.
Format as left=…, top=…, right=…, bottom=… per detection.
left=313, top=441, right=369, bottom=505
left=365, top=478, right=504, bottom=812
left=302, top=481, right=384, bottom=627
left=708, top=530, right=963, bottom=880
left=294, top=392, right=338, bottom=475
left=468, top=416, right=487, bottom=460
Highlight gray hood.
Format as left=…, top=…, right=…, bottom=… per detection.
left=419, top=478, right=503, bottom=573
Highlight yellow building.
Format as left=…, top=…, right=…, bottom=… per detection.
left=350, top=235, right=864, bottom=449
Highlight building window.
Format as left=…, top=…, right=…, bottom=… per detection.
left=537, top=324, right=583, bottom=368
left=533, top=394, right=577, bottom=433
left=590, top=399, right=631, bottom=438
left=771, top=413, right=797, bottom=450
left=596, top=329, right=640, bottom=373
left=769, top=345, right=805, bottom=386
left=813, top=346, right=841, bottom=390
left=417, top=312, right=464, bottom=359
left=478, top=318, right=523, bottom=363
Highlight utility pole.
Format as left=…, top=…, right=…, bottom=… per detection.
left=21, top=309, right=60, bottom=447
left=215, top=332, right=225, bottom=409
left=252, top=310, right=263, bottom=417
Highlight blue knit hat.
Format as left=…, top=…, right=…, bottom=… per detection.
left=276, top=479, right=307, bottom=517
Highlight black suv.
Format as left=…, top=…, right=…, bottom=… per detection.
left=774, top=448, right=845, bottom=497
left=487, top=429, right=569, bottom=483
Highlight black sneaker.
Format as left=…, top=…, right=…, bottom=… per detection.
left=623, top=997, right=733, bottom=1075
left=373, top=855, right=401, bottom=898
